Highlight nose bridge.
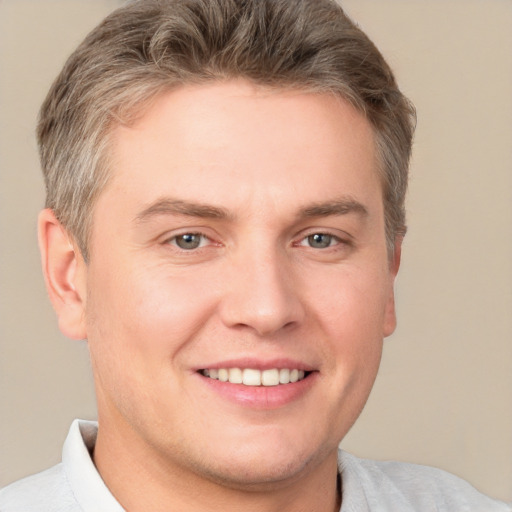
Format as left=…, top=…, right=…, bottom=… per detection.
left=219, top=235, right=304, bottom=336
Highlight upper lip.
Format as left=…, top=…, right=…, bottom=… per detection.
left=193, top=358, right=316, bottom=372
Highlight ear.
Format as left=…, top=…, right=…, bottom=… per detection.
left=38, top=209, right=87, bottom=340
left=383, top=237, right=402, bottom=338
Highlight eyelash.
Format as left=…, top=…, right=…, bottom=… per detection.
left=165, top=231, right=349, bottom=252
left=295, top=232, right=345, bottom=250
left=166, top=232, right=212, bottom=251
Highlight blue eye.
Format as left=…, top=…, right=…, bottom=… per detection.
left=172, top=233, right=206, bottom=250
left=305, top=233, right=336, bottom=249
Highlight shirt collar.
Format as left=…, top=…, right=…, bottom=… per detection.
left=62, top=419, right=124, bottom=511
left=338, top=450, right=370, bottom=512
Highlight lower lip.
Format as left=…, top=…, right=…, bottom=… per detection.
left=196, top=372, right=318, bottom=409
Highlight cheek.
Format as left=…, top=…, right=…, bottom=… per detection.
left=309, top=264, right=390, bottom=331
left=307, top=265, right=388, bottom=384
left=85, top=260, right=220, bottom=359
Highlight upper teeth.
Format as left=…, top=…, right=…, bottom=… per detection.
left=202, top=368, right=306, bottom=386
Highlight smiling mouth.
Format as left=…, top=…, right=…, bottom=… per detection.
left=200, top=368, right=311, bottom=386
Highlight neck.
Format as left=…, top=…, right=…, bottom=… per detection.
left=93, top=414, right=341, bottom=512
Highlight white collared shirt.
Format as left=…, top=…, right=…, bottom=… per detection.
left=1, top=419, right=510, bottom=511
left=1, top=420, right=123, bottom=511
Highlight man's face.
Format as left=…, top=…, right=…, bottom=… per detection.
left=80, top=81, right=398, bottom=487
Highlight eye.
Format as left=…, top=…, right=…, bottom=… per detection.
left=300, top=233, right=339, bottom=249
left=169, top=233, right=209, bottom=250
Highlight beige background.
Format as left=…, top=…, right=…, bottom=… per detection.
left=1, top=0, right=511, bottom=502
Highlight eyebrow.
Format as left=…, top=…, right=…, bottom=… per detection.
left=135, top=198, right=231, bottom=223
left=134, top=196, right=368, bottom=224
left=298, top=197, right=368, bottom=219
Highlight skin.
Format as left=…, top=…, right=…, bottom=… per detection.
left=39, top=80, right=401, bottom=512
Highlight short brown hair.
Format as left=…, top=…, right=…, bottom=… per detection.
left=37, top=0, right=415, bottom=260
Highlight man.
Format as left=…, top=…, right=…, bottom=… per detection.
left=0, top=0, right=510, bottom=510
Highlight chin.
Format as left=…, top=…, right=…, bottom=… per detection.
left=199, top=456, right=310, bottom=490
left=187, top=436, right=335, bottom=490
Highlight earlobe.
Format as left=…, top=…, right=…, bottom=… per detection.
left=38, top=209, right=87, bottom=340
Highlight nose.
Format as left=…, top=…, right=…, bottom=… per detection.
left=218, top=245, right=305, bottom=337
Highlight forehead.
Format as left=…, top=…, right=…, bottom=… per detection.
left=101, top=80, right=380, bottom=219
